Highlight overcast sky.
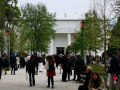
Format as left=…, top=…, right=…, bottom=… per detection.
left=17, top=0, right=91, bottom=19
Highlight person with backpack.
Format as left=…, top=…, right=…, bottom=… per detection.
left=45, top=55, right=56, bottom=88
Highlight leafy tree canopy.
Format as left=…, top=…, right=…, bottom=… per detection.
left=109, top=17, right=120, bottom=49
left=18, top=3, right=56, bottom=53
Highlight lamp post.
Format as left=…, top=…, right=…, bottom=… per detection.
left=5, top=30, right=11, bottom=60
left=74, top=35, right=77, bottom=57
left=80, top=20, right=85, bottom=59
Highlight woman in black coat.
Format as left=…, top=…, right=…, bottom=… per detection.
left=26, top=55, right=36, bottom=87
left=3, top=55, right=9, bottom=75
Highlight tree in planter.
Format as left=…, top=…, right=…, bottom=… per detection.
left=18, top=3, right=56, bottom=54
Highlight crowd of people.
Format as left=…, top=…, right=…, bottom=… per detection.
left=0, top=50, right=120, bottom=90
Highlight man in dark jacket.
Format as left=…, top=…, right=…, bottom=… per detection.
left=26, top=55, right=36, bottom=87
left=20, top=55, right=25, bottom=69
left=34, top=54, right=39, bottom=75
left=108, top=50, right=120, bottom=90
left=2, top=54, right=9, bottom=75
left=73, top=55, right=85, bottom=81
left=10, top=53, right=16, bottom=75
left=54, top=55, right=61, bottom=69
left=61, top=52, right=70, bottom=82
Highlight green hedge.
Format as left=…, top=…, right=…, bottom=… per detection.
left=89, top=64, right=107, bottom=81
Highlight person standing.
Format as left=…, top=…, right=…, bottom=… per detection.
left=26, top=55, right=36, bottom=87
left=59, top=54, right=63, bottom=74
left=25, top=54, right=31, bottom=63
left=16, top=55, right=20, bottom=69
left=54, top=55, right=61, bottom=69
left=38, top=55, right=43, bottom=72
left=3, top=54, right=9, bottom=75
left=108, top=50, right=120, bottom=90
left=67, top=55, right=72, bottom=81
left=33, top=54, right=39, bottom=75
left=42, top=54, right=46, bottom=65
left=0, top=55, right=4, bottom=80
left=10, top=53, right=16, bottom=75
left=20, top=55, right=25, bottom=69
left=61, top=52, right=70, bottom=82
left=73, top=55, right=85, bottom=81
left=45, top=55, right=56, bottom=88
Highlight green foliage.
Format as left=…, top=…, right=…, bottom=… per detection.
left=66, top=43, right=76, bottom=53
left=0, top=32, right=4, bottom=52
left=109, top=17, right=120, bottom=49
left=0, top=0, right=20, bottom=53
left=0, top=0, right=21, bottom=30
left=90, top=64, right=105, bottom=74
left=77, top=10, right=103, bottom=54
left=18, top=3, right=56, bottom=53
left=10, top=31, right=17, bottom=52
left=90, top=64, right=107, bottom=80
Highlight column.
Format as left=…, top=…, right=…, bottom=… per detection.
left=50, top=39, right=53, bottom=55
left=68, top=33, right=71, bottom=45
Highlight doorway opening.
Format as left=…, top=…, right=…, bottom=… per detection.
left=56, top=47, right=64, bottom=55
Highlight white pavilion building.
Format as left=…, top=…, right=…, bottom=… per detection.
left=48, top=19, right=81, bottom=55
left=48, top=19, right=103, bottom=56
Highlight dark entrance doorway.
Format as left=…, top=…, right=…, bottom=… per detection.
left=56, top=47, right=64, bottom=55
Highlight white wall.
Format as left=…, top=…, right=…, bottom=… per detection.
left=55, top=20, right=81, bottom=33
left=47, top=19, right=104, bottom=56
left=48, top=19, right=82, bottom=55
left=53, top=33, right=68, bottom=54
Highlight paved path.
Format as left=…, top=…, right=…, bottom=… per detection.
left=0, top=67, right=80, bottom=90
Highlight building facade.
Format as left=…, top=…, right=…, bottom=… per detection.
left=48, top=19, right=104, bottom=56
left=48, top=19, right=81, bottom=55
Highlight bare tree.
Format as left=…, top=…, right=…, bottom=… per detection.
left=111, top=0, right=120, bottom=18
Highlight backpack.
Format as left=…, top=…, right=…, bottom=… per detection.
left=49, top=64, right=55, bottom=71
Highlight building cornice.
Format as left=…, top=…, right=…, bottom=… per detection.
left=56, top=19, right=82, bottom=21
